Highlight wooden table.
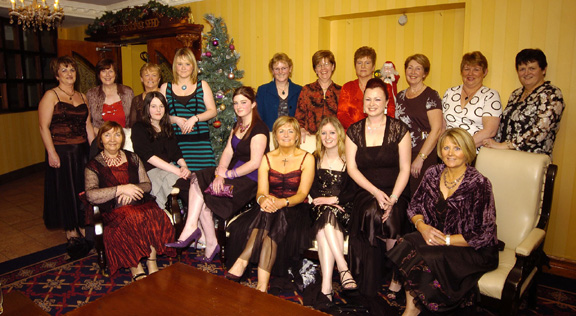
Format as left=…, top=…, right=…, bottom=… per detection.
left=1, top=291, right=50, bottom=316
left=65, top=262, right=328, bottom=315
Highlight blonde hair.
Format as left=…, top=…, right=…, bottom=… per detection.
left=272, top=116, right=301, bottom=149
left=268, top=53, right=293, bottom=77
left=437, top=128, right=476, bottom=164
left=172, top=48, right=198, bottom=85
left=140, top=63, right=161, bottom=77
left=314, top=116, right=346, bottom=160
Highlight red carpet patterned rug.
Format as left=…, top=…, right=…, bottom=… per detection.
left=0, top=244, right=575, bottom=315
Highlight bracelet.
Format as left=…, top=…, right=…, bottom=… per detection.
left=390, top=193, right=399, bottom=203
left=257, top=195, right=266, bottom=205
left=418, top=152, right=427, bottom=160
left=285, top=198, right=290, bottom=207
left=445, top=234, right=451, bottom=246
left=194, top=115, right=200, bottom=123
left=232, top=167, right=239, bottom=178
left=225, top=170, right=231, bottom=179
left=414, top=218, right=425, bottom=229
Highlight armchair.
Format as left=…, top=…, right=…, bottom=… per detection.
left=475, top=148, right=557, bottom=315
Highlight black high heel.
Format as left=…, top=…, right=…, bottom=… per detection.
left=132, top=273, right=146, bottom=282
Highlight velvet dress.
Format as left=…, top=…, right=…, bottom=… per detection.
left=387, top=165, right=499, bottom=312
left=346, top=117, right=410, bottom=296
left=195, top=120, right=270, bottom=220
left=43, top=92, right=89, bottom=231
left=226, top=153, right=312, bottom=276
left=85, top=151, right=176, bottom=275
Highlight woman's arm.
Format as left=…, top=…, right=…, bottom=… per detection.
left=38, top=91, right=59, bottom=168
left=473, top=116, right=500, bottom=147
left=85, top=108, right=96, bottom=145
left=411, top=109, right=444, bottom=178
left=387, top=132, right=411, bottom=206
left=295, top=86, right=311, bottom=139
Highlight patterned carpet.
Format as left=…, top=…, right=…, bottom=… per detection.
left=0, top=244, right=575, bottom=315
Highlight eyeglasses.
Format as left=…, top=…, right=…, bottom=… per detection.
left=316, top=63, right=332, bottom=69
left=273, top=67, right=289, bottom=73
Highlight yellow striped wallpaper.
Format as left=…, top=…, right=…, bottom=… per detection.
left=3, top=0, right=575, bottom=261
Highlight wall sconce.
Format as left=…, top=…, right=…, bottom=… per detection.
left=398, top=14, right=407, bottom=26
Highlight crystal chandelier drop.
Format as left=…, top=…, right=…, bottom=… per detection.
left=9, top=0, right=64, bottom=31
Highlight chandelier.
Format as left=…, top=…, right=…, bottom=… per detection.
left=9, top=0, right=64, bottom=31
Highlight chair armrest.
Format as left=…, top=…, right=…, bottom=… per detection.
left=171, top=187, right=180, bottom=195
left=516, top=228, right=545, bottom=256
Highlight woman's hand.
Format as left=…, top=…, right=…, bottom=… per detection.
left=215, top=166, right=228, bottom=178
left=211, top=175, right=225, bottom=194
left=117, top=194, right=134, bottom=206
left=174, top=116, right=187, bottom=133
left=181, top=116, right=198, bottom=134
left=312, top=196, right=338, bottom=206
left=418, top=222, right=446, bottom=246
left=483, top=138, right=509, bottom=150
left=48, top=152, right=61, bottom=168
left=118, top=184, right=144, bottom=201
left=260, top=195, right=280, bottom=213
left=179, top=166, right=191, bottom=179
left=411, top=157, right=424, bottom=178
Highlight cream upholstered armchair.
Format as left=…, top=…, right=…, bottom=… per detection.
left=475, top=148, right=557, bottom=315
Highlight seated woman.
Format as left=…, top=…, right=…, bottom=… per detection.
left=225, top=116, right=315, bottom=292
left=387, top=128, right=499, bottom=315
left=85, top=121, right=176, bottom=280
left=131, top=91, right=191, bottom=210
left=484, top=48, right=565, bottom=156
left=310, top=117, right=357, bottom=301
left=165, top=87, right=269, bottom=265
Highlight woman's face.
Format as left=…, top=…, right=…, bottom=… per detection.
left=405, top=60, right=426, bottom=86
left=315, top=58, right=335, bottom=81
left=233, top=94, right=255, bottom=119
left=363, top=87, right=387, bottom=117
left=175, top=57, right=194, bottom=79
left=517, top=61, right=546, bottom=91
left=461, top=63, right=486, bottom=88
left=320, top=123, right=338, bottom=150
left=440, top=137, right=467, bottom=169
left=148, top=97, right=165, bottom=123
left=275, top=122, right=298, bottom=147
left=355, top=56, right=375, bottom=80
left=101, top=128, right=123, bottom=154
left=57, top=64, right=76, bottom=85
left=99, top=67, right=116, bottom=86
left=272, top=61, right=292, bottom=83
left=141, top=70, right=161, bottom=92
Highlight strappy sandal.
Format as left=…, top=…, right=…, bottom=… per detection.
left=146, top=258, right=159, bottom=274
left=339, top=269, right=358, bottom=291
left=132, top=273, right=146, bottom=282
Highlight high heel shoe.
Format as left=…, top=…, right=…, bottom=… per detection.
left=225, top=271, right=242, bottom=283
left=339, top=269, right=358, bottom=291
left=165, top=228, right=201, bottom=248
left=195, top=244, right=221, bottom=263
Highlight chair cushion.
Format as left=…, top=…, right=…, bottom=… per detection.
left=475, top=148, right=550, bottom=249
left=478, top=247, right=516, bottom=299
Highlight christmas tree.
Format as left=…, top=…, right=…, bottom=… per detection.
left=198, top=14, right=244, bottom=160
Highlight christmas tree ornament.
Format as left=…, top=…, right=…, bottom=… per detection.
left=213, top=120, right=222, bottom=128
left=212, top=38, right=219, bottom=46
left=229, top=44, right=235, bottom=50
left=220, top=104, right=226, bottom=111
left=228, top=72, right=235, bottom=79
left=206, top=51, right=212, bottom=57
left=215, top=90, right=224, bottom=99
left=374, top=69, right=382, bottom=78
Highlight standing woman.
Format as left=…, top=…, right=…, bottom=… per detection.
left=161, top=48, right=217, bottom=171
left=311, top=117, right=357, bottom=300
left=129, top=63, right=162, bottom=124
left=395, top=54, right=444, bottom=196
left=130, top=92, right=191, bottom=210
left=442, top=51, right=502, bottom=148
left=166, top=86, right=269, bottom=265
left=484, top=48, right=565, bottom=156
left=295, top=50, right=341, bottom=139
left=256, top=53, right=303, bottom=130
left=226, top=116, right=315, bottom=292
left=38, top=56, right=95, bottom=259
left=86, top=59, right=135, bottom=133
left=345, top=78, right=411, bottom=297
left=337, top=46, right=377, bottom=130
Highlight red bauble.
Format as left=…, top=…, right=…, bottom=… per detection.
left=213, top=120, right=222, bottom=128
left=206, top=52, right=212, bottom=57
left=229, top=44, right=235, bottom=50
left=227, top=72, right=235, bottom=79
left=212, top=40, right=219, bottom=46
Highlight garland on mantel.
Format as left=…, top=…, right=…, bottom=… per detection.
left=85, top=0, right=191, bottom=36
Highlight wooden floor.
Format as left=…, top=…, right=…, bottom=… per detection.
left=65, top=262, right=329, bottom=316
left=0, top=171, right=66, bottom=263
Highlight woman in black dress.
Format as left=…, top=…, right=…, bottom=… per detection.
left=166, top=86, right=269, bottom=264
left=345, top=78, right=411, bottom=297
left=311, top=116, right=357, bottom=300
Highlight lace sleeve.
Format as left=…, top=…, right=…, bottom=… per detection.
left=387, top=118, right=409, bottom=145
left=85, top=162, right=118, bottom=205
left=346, top=120, right=364, bottom=147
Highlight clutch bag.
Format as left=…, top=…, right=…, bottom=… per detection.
left=203, top=182, right=234, bottom=198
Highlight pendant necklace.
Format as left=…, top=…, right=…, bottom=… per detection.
left=462, top=87, right=480, bottom=101
left=182, top=85, right=188, bottom=91
left=239, top=121, right=251, bottom=133
left=57, top=86, right=75, bottom=101
left=281, top=152, right=294, bottom=166
left=443, top=170, right=466, bottom=189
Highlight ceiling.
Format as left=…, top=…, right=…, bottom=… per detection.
left=0, top=0, right=198, bottom=28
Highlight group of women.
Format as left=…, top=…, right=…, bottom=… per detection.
left=39, top=45, right=564, bottom=315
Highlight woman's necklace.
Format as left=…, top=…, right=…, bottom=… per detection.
left=101, top=151, right=122, bottom=167
left=443, top=170, right=466, bottom=189
left=281, top=152, right=294, bottom=166
left=366, top=119, right=385, bottom=131
left=408, top=84, right=425, bottom=98
left=277, top=83, right=289, bottom=96
left=462, top=86, right=481, bottom=101
left=323, top=153, right=342, bottom=175
left=57, top=86, right=75, bottom=101
left=239, top=121, right=251, bottom=133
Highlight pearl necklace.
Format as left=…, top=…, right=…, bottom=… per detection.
left=101, top=151, right=123, bottom=167
left=443, top=170, right=466, bottom=189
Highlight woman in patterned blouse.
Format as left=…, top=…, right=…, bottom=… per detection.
left=484, top=49, right=565, bottom=157
left=295, top=50, right=341, bottom=141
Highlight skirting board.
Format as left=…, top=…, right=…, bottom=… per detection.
left=544, top=255, right=576, bottom=280
left=0, top=163, right=44, bottom=186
